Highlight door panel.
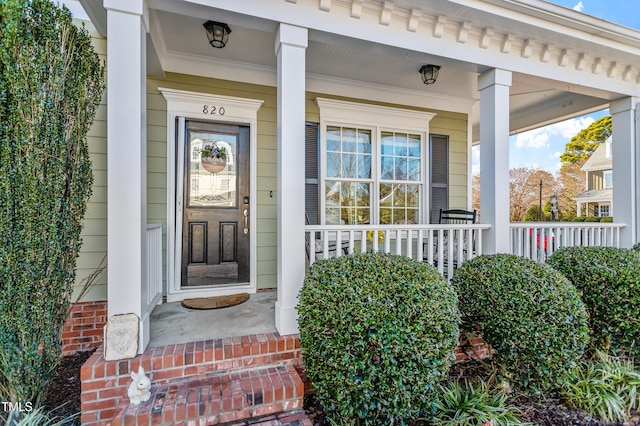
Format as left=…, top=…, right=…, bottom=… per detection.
left=181, top=121, right=250, bottom=287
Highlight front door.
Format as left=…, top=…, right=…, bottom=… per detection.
left=181, top=120, right=250, bottom=287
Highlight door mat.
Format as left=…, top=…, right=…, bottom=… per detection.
left=181, top=293, right=250, bottom=310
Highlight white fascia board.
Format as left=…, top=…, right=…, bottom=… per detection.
left=184, top=0, right=640, bottom=97
left=161, top=52, right=474, bottom=114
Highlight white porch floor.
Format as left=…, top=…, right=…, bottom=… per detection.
left=148, top=290, right=277, bottom=347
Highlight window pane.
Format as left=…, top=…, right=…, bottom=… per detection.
left=356, top=183, right=370, bottom=207
left=380, top=208, right=392, bottom=224
left=407, top=158, right=421, bottom=181
left=327, top=126, right=341, bottom=151
left=358, top=130, right=372, bottom=153
left=326, top=181, right=340, bottom=206
left=406, top=209, right=418, bottom=224
left=342, top=153, right=358, bottom=178
left=327, top=152, right=341, bottom=177
left=326, top=208, right=340, bottom=224
left=380, top=184, right=392, bottom=207
left=394, top=157, right=407, bottom=180
left=381, top=133, right=394, bottom=155
left=406, top=184, right=419, bottom=208
left=381, top=156, right=394, bottom=180
left=408, top=135, right=421, bottom=157
left=392, top=209, right=406, bottom=224
left=358, top=155, right=371, bottom=179
left=393, top=185, right=406, bottom=207
left=356, top=207, right=370, bottom=224
left=394, top=134, right=408, bottom=156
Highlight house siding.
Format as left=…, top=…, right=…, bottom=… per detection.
left=76, top=68, right=469, bottom=298
left=73, top=22, right=108, bottom=303
left=588, top=170, right=604, bottom=190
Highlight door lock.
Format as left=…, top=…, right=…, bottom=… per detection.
left=243, top=208, right=249, bottom=234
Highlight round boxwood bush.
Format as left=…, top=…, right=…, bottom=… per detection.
left=297, top=252, right=459, bottom=424
left=548, top=247, right=640, bottom=358
left=451, top=254, right=589, bottom=394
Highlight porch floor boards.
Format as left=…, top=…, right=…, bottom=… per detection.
left=80, top=332, right=307, bottom=425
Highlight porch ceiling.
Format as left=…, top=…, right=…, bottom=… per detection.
left=85, top=0, right=627, bottom=140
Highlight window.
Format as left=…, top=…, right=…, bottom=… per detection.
left=316, top=98, right=436, bottom=226
left=603, top=171, right=612, bottom=189
left=598, top=204, right=610, bottom=217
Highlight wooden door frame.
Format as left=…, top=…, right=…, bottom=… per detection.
left=160, top=88, right=263, bottom=303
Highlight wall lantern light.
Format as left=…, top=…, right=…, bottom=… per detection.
left=204, top=20, right=232, bottom=48
left=419, top=64, right=441, bottom=85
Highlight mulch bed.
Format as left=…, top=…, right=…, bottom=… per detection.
left=42, top=352, right=639, bottom=426
left=43, top=348, right=95, bottom=425
left=303, top=360, right=640, bottom=426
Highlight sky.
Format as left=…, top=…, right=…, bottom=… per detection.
left=474, top=0, right=640, bottom=175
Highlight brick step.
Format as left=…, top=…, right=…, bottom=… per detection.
left=109, top=364, right=306, bottom=426
left=81, top=333, right=303, bottom=425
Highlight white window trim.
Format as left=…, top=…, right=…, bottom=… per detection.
left=160, top=88, right=263, bottom=302
left=316, top=98, right=436, bottom=225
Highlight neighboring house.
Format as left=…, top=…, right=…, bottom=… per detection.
left=66, top=1, right=640, bottom=422
left=574, top=137, right=613, bottom=218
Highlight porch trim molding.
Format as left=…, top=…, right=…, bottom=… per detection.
left=275, top=23, right=308, bottom=336
left=105, top=0, right=149, bottom=353
left=159, top=88, right=263, bottom=302
left=478, top=68, right=512, bottom=254
left=610, top=96, right=640, bottom=247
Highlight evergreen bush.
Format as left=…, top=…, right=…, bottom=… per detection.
left=0, top=0, right=104, bottom=405
left=548, top=247, right=640, bottom=358
left=451, top=254, right=589, bottom=394
left=584, top=216, right=602, bottom=222
left=297, top=252, right=459, bottom=424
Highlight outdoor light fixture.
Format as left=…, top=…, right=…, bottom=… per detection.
left=204, top=20, right=231, bottom=48
left=419, top=64, right=441, bottom=85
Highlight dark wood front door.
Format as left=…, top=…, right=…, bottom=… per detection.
left=181, top=121, right=250, bottom=287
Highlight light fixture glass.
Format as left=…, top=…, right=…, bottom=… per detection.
left=419, top=64, right=441, bottom=85
left=203, top=21, right=232, bottom=49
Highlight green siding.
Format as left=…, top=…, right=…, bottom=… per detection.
left=76, top=58, right=469, bottom=299
left=74, top=23, right=107, bottom=302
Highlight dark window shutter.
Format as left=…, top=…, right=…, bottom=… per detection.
left=305, top=122, right=320, bottom=225
left=430, top=134, right=449, bottom=223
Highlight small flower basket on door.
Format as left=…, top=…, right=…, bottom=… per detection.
left=199, top=143, right=227, bottom=173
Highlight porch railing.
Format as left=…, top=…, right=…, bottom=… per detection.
left=510, top=222, right=625, bottom=263
left=143, top=224, right=163, bottom=319
left=305, top=224, right=491, bottom=279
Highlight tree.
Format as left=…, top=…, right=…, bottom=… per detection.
left=509, top=168, right=558, bottom=222
left=471, top=174, right=480, bottom=214
left=560, top=115, right=611, bottom=165
left=0, top=0, right=104, bottom=408
left=557, top=158, right=587, bottom=218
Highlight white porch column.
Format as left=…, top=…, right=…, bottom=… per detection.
left=104, top=0, right=148, bottom=351
left=478, top=69, right=512, bottom=253
left=610, top=97, right=640, bottom=247
left=275, top=24, right=308, bottom=335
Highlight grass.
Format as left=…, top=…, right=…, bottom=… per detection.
left=561, top=351, right=640, bottom=423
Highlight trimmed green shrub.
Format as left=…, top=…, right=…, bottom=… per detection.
left=585, top=216, right=602, bottom=222
left=297, top=252, right=459, bottom=424
left=548, top=247, right=640, bottom=358
left=0, top=0, right=104, bottom=405
left=451, top=254, right=589, bottom=394
left=572, top=216, right=587, bottom=222
left=600, top=216, right=613, bottom=223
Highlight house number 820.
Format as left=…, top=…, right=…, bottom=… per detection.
left=202, top=105, right=225, bottom=115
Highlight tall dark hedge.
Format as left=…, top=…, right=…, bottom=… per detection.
left=0, top=0, right=104, bottom=405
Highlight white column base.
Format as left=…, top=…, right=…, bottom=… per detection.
left=275, top=301, right=299, bottom=336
